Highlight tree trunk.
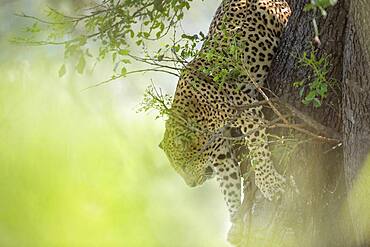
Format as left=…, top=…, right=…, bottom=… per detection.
left=343, top=1, right=370, bottom=245
left=238, top=0, right=370, bottom=246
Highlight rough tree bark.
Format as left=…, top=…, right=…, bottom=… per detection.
left=342, top=1, right=370, bottom=245
left=237, top=0, right=370, bottom=246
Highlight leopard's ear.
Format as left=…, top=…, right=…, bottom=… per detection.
left=158, top=141, right=164, bottom=149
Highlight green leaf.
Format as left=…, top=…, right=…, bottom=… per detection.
left=78, top=35, right=87, bottom=46
left=317, top=0, right=338, bottom=8
left=76, top=55, right=86, bottom=74
left=156, top=31, right=162, bottom=39
left=304, top=3, right=315, bottom=12
left=157, top=54, right=164, bottom=61
left=118, top=49, right=130, bottom=55
left=129, top=30, right=135, bottom=38
left=121, top=59, right=131, bottom=64
left=313, top=98, right=322, bottom=107
left=29, top=22, right=41, bottom=33
left=305, top=91, right=316, bottom=102
left=319, top=7, right=327, bottom=17
left=58, top=64, right=66, bottom=77
left=121, top=67, right=127, bottom=76
left=293, top=81, right=304, bottom=87
left=318, top=84, right=328, bottom=96
left=112, top=52, right=117, bottom=62
left=177, top=12, right=184, bottom=20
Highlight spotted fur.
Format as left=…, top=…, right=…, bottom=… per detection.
left=160, top=0, right=291, bottom=241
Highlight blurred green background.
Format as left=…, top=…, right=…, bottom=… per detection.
left=0, top=1, right=230, bottom=246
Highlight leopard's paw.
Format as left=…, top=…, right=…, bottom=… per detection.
left=255, top=170, right=285, bottom=201
left=227, top=220, right=243, bottom=245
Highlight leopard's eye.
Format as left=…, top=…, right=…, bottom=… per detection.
left=174, top=137, right=183, bottom=147
left=174, top=133, right=193, bottom=149
left=180, top=135, right=190, bottom=145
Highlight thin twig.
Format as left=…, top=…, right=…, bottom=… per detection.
left=81, top=68, right=179, bottom=91
left=278, top=101, right=341, bottom=141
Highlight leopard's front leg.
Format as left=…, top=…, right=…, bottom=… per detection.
left=212, top=141, right=243, bottom=244
left=238, top=111, right=285, bottom=200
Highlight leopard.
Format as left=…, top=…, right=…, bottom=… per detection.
left=159, top=0, right=291, bottom=243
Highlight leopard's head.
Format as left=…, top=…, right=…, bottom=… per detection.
left=159, top=117, right=215, bottom=187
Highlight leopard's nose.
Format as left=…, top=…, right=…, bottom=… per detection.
left=205, top=166, right=214, bottom=175
left=189, top=182, right=197, bottom=187
left=186, top=180, right=197, bottom=187
left=184, top=177, right=198, bottom=187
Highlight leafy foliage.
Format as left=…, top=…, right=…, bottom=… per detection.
left=293, top=50, right=334, bottom=108
left=13, top=0, right=204, bottom=80
left=199, top=31, right=244, bottom=90
left=139, top=17, right=251, bottom=119
left=139, top=83, right=172, bottom=119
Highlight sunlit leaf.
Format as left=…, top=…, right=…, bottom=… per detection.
left=58, top=64, right=66, bottom=77
left=121, top=67, right=127, bottom=76
left=118, top=49, right=130, bottom=56
left=76, top=55, right=86, bottom=74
